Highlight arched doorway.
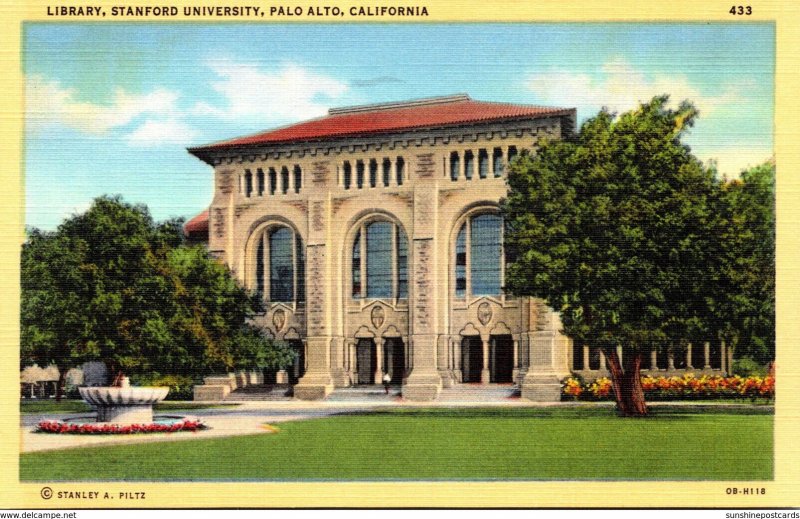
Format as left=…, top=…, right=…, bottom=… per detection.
left=356, top=339, right=377, bottom=385
left=461, top=336, right=483, bottom=383
left=383, top=338, right=405, bottom=384
left=491, top=335, right=514, bottom=383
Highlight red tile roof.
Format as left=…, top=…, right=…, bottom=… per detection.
left=184, top=209, right=209, bottom=235
left=189, top=95, right=573, bottom=155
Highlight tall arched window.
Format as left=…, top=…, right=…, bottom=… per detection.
left=454, top=213, right=503, bottom=297
left=254, top=226, right=305, bottom=303
left=352, top=220, right=409, bottom=300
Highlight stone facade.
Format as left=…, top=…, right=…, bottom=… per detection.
left=187, top=94, right=725, bottom=402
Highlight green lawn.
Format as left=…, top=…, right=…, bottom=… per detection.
left=20, top=406, right=772, bottom=481
left=20, top=400, right=238, bottom=414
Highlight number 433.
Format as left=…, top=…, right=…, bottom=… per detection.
left=730, top=5, right=752, bottom=14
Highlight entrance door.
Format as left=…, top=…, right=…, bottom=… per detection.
left=461, top=337, right=483, bottom=383
left=356, top=339, right=376, bottom=385
left=491, top=335, right=514, bottom=383
left=384, top=338, right=405, bottom=384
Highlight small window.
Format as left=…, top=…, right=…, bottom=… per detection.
left=293, top=165, right=302, bottom=194
left=257, top=168, right=265, bottom=196
left=356, top=161, right=365, bottom=189
left=450, top=151, right=460, bottom=181
left=269, top=168, right=277, bottom=195
left=382, top=158, right=391, bottom=187
left=478, top=149, right=489, bottom=179
left=369, top=159, right=378, bottom=188
left=508, top=146, right=518, bottom=163
left=281, top=167, right=289, bottom=194
left=493, top=148, right=504, bottom=177
left=244, top=170, right=253, bottom=198
left=396, top=157, right=405, bottom=185
left=464, top=151, right=474, bottom=180
left=343, top=162, right=352, bottom=190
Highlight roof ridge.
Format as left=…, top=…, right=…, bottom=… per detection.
left=328, top=94, right=471, bottom=115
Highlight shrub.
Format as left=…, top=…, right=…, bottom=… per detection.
left=129, top=374, right=197, bottom=401
left=732, top=357, right=768, bottom=377
left=561, top=374, right=774, bottom=402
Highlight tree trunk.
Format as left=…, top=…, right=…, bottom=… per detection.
left=55, top=369, right=67, bottom=403
left=605, top=348, right=648, bottom=417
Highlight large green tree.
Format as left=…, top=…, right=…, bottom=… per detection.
left=715, top=161, right=775, bottom=364
left=21, top=196, right=290, bottom=398
left=503, top=96, right=725, bottom=416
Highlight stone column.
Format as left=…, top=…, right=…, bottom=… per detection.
left=521, top=302, right=567, bottom=401
left=330, top=337, right=349, bottom=387
left=481, top=336, right=491, bottom=384
left=667, top=352, right=676, bottom=371
left=438, top=336, right=454, bottom=388
left=583, top=344, right=590, bottom=371
left=704, top=341, right=711, bottom=369
left=294, top=197, right=334, bottom=400
left=388, top=158, right=396, bottom=187
left=404, top=184, right=442, bottom=400
left=512, top=339, right=520, bottom=382
left=727, top=345, right=734, bottom=376
left=651, top=349, right=658, bottom=371
left=374, top=337, right=384, bottom=384
left=454, top=337, right=462, bottom=382
left=599, top=350, right=607, bottom=373
left=686, top=343, right=693, bottom=369
left=720, top=339, right=728, bottom=374
left=616, top=345, right=623, bottom=365
left=349, top=340, right=357, bottom=384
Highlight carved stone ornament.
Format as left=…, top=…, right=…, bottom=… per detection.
left=371, top=305, right=385, bottom=329
left=272, top=309, right=287, bottom=332
left=477, top=302, right=493, bottom=326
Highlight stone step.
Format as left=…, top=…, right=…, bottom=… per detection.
left=326, top=385, right=401, bottom=401
left=438, top=383, right=520, bottom=402
left=224, top=384, right=293, bottom=401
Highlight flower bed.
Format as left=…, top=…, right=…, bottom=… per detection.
left=36, top=418, right=206, bottom=434
left=561, top=374, right=775, bottom=401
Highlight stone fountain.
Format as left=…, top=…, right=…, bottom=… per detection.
left=79, top=377, right=169, bottom=424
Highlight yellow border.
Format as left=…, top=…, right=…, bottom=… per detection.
left=3, top=0, right=798, bottom=509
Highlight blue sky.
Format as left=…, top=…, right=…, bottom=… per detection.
left=24, top=23, right=774, bottom=230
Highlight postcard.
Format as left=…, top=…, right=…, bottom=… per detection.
left=2, top=0, right=798, bottom=510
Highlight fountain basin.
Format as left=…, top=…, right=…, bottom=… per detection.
left=79, top=386, right=169, bottom=424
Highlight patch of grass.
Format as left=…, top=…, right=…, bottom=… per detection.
left=20, top=400, right=238, bottom=414
left=20, top=400, right=92, bottom=414
left=20, top=406, right=772, bottom=481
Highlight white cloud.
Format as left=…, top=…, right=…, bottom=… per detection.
left=525, top=58, right=743, bottom=116
left=25, top=74, right=181, bottom=134
left=192, top=60, right=349, bottom=122
left=126, top=118, right=199, bottom=147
